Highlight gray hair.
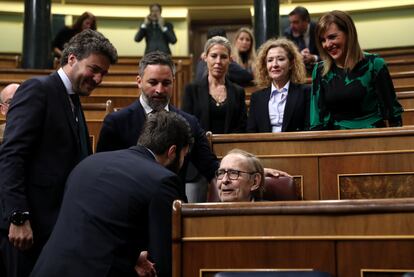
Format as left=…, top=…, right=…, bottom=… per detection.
left=138, top=51, right=176, bottom=77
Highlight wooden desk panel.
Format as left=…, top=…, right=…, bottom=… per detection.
left=182, top=241, right=335, bottom=277
left=209, top=127, right=414, bottom=200
left=173, top=199, right=414, bottom=277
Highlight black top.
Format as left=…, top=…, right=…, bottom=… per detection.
left=52, top=27, right=78, bottom=51
left=209, top=96, right=227, bottom=134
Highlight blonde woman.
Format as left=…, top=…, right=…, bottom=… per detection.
left=247, top=38, right=310, bottom=132
left=183, top=36, right=247, bottom=134
left=233, top=27, right=256, bottom=73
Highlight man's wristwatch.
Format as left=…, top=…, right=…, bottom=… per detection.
left=9, top=211, right=30, bottom=226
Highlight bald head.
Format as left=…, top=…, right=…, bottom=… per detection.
left=0, top=83, right=19, bottom=116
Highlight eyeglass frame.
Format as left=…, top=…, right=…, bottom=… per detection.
left=215, top=168, right=257, bottom=180
left=0, top=98, right=12, bottom=106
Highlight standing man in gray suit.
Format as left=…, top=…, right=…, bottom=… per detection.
left=135, top=3, right=177, bottom=54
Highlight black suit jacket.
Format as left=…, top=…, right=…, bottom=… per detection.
left=96, top=100, right=219, bottom=196
left=134, top=22, right=177, bottom=54
left=284, top=21, right=319, bottom=57
left=0, top=72, right=91, bottom=239
left=182, top=76, right=247, bottom=134
left=30, top=146, right=180, bottom=277
left=246, top=83, right=310, bottom=132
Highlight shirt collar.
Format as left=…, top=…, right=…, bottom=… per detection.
left=139, top=95, right=169, bottom=115
left=57, top=68, right=75, bottom=95
left=271, top=81, right=290, bottom=96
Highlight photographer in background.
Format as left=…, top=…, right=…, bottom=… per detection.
left=134, top=3, right=177, bottom=55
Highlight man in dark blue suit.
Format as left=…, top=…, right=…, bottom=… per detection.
left=284, top=6, right=319, bottom=71
left=31, top=111, right=193, bottom=277
left=0, top=30, right=118, bottom=277
left=97, top=51, right=220, bottom=200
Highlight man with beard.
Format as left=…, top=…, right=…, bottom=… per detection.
left=284, top=6, right=319, bottom=72
left=31, top=111, right=193, bottom=277
left=0, top=29, right=117, bottom=277
left=97, top=51, right=219, bottom=200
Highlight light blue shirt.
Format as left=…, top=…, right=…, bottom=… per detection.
left=268, top=81, right=290, bottom=132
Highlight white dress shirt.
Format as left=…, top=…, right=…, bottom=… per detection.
left=268, top=81, right=290, bottom=132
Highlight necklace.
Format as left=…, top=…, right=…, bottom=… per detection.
left=210, top=85, right=227, bottom=107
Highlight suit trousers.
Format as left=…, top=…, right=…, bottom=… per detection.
left=0, top=230, right=44, bottom=277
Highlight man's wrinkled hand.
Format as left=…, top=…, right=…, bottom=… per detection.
left=264, top=168, right=291, bottom=178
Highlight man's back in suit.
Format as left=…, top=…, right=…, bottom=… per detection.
left=30, top=146, right=181, bottom=277
left=31, top=110, right=194, bottom=277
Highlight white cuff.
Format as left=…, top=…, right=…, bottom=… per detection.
left=162, top=26, right=168, bottom=32
left=141, top=24, right=147, bottom=29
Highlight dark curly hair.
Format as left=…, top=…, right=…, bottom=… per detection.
left=60, top=29, right=118, bottom=66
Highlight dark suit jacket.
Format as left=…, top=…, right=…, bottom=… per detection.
left=0, top=72, right=91, bottom=240
left=30, top=146, right=180, bottom=277
left=96, top=100, right=219, bottom=196
left=134, top=22, right=177, bottom=54
left=246, top=83, right=310, bottom=132
left=284, top=21, right=319, bottom=57
left=182, top=76, right=247, bottom=134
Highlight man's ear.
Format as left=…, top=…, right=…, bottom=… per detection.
left=67, top=53, right=77, bottom=66
left=167, top=144, right=177, bottom=161
left=250, top=173, right=262, bottom=192
left=136, top=75, right=142, bottom=89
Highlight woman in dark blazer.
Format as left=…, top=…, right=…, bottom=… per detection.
left=182, top=36, right=247, bottom=134
left=247, top=38, right=310, bottom=133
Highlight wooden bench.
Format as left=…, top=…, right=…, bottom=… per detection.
left=0, top=54, right=20, bottom=68
left=172, top=198, right=414, bottom=277
left=386, top=58, right=414, bottom=73
left=207, top=127, right=414, bottom=200
left=369, top=46, right=414, bottom=61
left=82, top=100, right=114, bottom=152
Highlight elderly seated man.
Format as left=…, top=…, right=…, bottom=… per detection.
left=216, top=149, right=265, bottom=202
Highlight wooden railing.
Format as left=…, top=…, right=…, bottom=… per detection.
left=207, top=126, right=414, bottom=200
left=172, top=198, right=414, bottom=277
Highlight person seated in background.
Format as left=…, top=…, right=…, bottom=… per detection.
left=216, top=149, right=264, bottom=202
left=284, top=6, right=319, bottom=72
left=195, top=27, right=254, bottom=87
left=247, top=38, right=310, bottom=133
left=52, top=11, right=96, bottom=58
left=0, top=83, right=19, bottom=139
left=134, top=3, right=177, bottom=55
left=233, top=27, right=256, bottom=74
left=183, top=35, right=247, bottom=134
left=310, top=10, right=403, bottom=130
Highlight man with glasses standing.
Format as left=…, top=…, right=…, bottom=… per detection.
left=0, top=83, right=19, bottom=140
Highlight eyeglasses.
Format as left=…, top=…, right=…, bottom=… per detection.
left=1, top=98, right=12, bottom=106
left=215, top=169, right=256, bottom=180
